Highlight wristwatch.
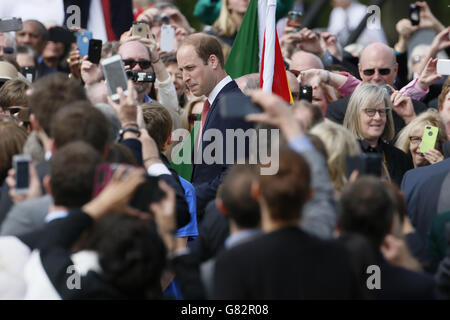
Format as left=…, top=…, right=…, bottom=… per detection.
left=119, top=127, right=141, bottom=140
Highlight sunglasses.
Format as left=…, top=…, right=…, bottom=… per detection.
left=189, top=113, right=201, bottom=122
left=362, top=68, right=391, bottom=76
left=123, top=59, right=151, bottom=69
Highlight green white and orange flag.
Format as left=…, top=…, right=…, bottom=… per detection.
left=225, top=0, right=293, bottom=103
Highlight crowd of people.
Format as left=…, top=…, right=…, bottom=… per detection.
left=0, top=0, right=449, bottom=300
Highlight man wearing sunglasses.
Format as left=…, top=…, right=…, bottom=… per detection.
left=326, top=42, right=427, bottom=134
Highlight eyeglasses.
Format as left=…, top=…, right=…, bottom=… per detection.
left=123, top=59, right=151, bottom=69
left=363, top=108, right=391, bottom=117
left=362, top=68, right=391, bottom=76
left=409, top=136, right=422, bottom=145
left=188, top=113, right=201, bottom=122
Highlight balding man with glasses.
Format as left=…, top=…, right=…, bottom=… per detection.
left=326, top=42, right=428, bottom=134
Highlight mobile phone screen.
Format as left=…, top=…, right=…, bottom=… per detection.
left=16, top=160, right=29, bottom=189
left=219, top=93, right=262, bottom=118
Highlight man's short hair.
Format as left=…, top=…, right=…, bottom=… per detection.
left=141, top=103, right=173, bottom=151
left=28, top=73, right=87, bottom=136
left=221, top=164, right=260, bottom=229
left=25, top=20, right=48, bottom=42
left=50, top=141, right=101, bottom=207
left=179, top=33, right=225, bottom=68
left=0, top=79, right=31, bottom=110
left=51, top=101, right=109, bottom=153
left=339, top=176, right=397, bottom=251
left=259, top=147, right=311, bottom=221
left=160, top=52, right=178, bottom=67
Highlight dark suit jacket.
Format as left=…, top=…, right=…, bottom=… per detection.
left=401, top=159, right=450, bottom=243
left=212, top=226, right=363, bottom=299
left=371, top=253, right=436, bottom=300
left=191, top=80, right=253, bottom=215
left=325, top=95, right=428, bottom=135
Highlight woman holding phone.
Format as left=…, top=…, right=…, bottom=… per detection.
left=395, top=110, right=447, bottom=168
left=344, top=83, right=413, bottom=185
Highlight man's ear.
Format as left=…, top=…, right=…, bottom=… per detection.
left=216, top=198, right=228, bottom=216
left=29, top=114, right=41, bottom=132
left=208, top=54, right=218, bottom=69
left=43, top=175, right=52, bottom=196
left=251, top=181, right=260, bottom=200
left=306, top=188, right=314, bottom=201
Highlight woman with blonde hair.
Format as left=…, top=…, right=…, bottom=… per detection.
left=209, top=0, right=249, bottom=47
left=181, top=96, right=206, bottom=132
left=395, top=109, right=447, bottom=168
left=343, top=83, right=413, bottom=185
left=311, top=121, right=361, bottom=196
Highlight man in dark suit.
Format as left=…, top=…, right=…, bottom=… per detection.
left=340, top=176, right=436, bottom=299
left=177, top=34, right=253, bottom=216
left=326, top=42, right=427, bottom=134
left=212, top=147, right=362, bottom=299
left=401, top=159, right=450, bottom=245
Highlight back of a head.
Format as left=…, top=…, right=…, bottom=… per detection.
left=50, top=141, right=101, bottom=208
left=339, top=176, right=396, bottom=251
left=220, top=164, right=260, bottom=229
left=310, top=121, right=361, bottom=192
left=290, top=50, right=324, bottom=71
left=51, top=101, right=109, bottom=153
left=259, top=147, right=311, bottom=221
left=84, top=215, right=167, bottom=299
left=141, top=103, right=173, bottom=151
left=29, top=73, right=87, bottom=136
left=0, top=79, right=30, bottom=110
left=0, top=121, right=27, bottom=184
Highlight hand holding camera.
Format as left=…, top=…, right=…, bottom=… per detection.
left=6, top=157, right=42, bottom=204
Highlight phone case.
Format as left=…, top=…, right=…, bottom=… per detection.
left=420, top=125, right=439, bottom=153
left=77, top=30, right=92, bottom=58
left=132, top=22, right=148, bottom=38
left=160, top=25, right=175, bottom=52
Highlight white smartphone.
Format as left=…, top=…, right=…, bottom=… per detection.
left=13, top=154, right=31, bottom=195
left=160, top=24, right=175, bottom=52
left=101, top=54, right=128, bottom=102
left=437, top=59, right=450, bottom=76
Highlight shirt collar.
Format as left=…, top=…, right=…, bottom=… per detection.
left=359, top=139, right=383, bottom=153
left=224, top=228, right=261, bottom=249
left=143, top=94, right=152, bottom=103
left=207, top=75, right=232, bottom=105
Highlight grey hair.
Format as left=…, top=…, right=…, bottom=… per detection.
left=343, top=83, right=395, bottom=142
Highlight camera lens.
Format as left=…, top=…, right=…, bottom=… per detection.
left=428, top=132, right=433, bottom=136
left=137, top=27, right=142, bottom=32
left=426, top=126, right=431, bottom=129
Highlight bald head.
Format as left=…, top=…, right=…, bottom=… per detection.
left=290, top=50, right=324, bottom=72
left=359, top=42, right=397, bottom=86
left=286, top=71, right=300, bottom=100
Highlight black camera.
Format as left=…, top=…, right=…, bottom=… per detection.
left=155, top=13, right=170, bottom=25
left=126, top=70, right=156, bottom=83
left=299, top=85, right=313, bottom=103
left=409, top=4, right=420, bottom=26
